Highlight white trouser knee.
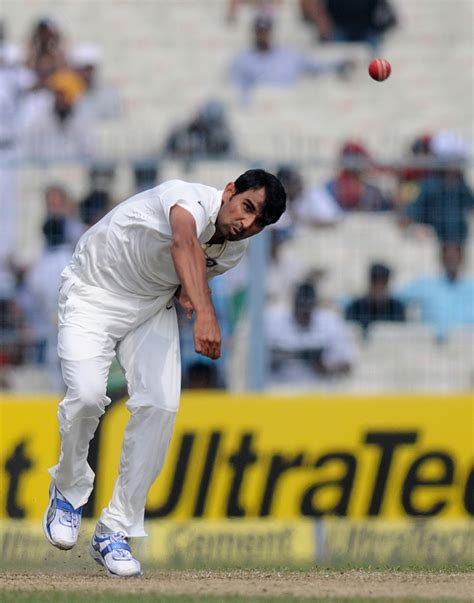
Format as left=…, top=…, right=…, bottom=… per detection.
left=49, top=357, right=112, bottom=509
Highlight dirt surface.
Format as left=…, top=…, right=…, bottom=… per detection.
left=0, top=570, right=473, bottom=601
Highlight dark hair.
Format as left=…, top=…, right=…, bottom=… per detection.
left=369, top=263, right=390, bottom=283
left=186, top=361, right=219, bottom=389
left=42, top=216, right=66, bottom=247
left=80, top=190, right=109, bottom=226
left=254, top=14, right=273, bottom=31
left=233, top=169, right=286, bottom=226
left=294, top=281, right=317, bottom=306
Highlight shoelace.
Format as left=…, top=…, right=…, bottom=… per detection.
left=61, top=511, right=81, bottom=529
left=108, top=531, right=133, bottom=560
left=56, top=493, right=82, bottom=529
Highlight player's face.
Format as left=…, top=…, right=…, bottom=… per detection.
left=216, top=184, right=267, bottom=241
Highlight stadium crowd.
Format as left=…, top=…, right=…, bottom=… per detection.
left=0, top=3, right=472, bottom=393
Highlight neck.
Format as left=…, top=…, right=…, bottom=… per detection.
left=446, top=272, right=459, bottom=283
left=55, top=106, right=72, bottom=122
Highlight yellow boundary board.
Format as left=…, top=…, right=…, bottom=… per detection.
left=1, top=393, right=473, bottom=520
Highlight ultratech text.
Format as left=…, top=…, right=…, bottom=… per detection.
left=144, top=430, right=473, bottom=519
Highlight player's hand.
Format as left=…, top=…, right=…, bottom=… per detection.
left=193, top=313, right=221, bottom=360
left=175, top=286, right=194, bottom=320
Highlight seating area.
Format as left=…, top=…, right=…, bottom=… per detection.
left=3, top=0, right=473, bottom=393
left=346, top=323, right=474, bottom=393
left=6, top=0, right=473, bottom=161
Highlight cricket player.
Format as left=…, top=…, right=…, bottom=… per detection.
left=43, top=169, right=286, bottom=577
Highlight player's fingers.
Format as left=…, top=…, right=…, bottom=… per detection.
left=196, top=340, right=220, bottom=360
left=209, top=341, right=221, bottom=360
left=195, top=339, right=210, bottom=358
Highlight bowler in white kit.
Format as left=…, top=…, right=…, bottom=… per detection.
left=43, top=169, right=286, bottom=577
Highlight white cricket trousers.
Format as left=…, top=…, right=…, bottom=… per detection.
left=48, top=277, right=181, bottom=537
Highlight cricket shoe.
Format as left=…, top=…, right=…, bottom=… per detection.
left=89, top=523, right=142, bottom=578
left=43, top=482, right=83, bottom=550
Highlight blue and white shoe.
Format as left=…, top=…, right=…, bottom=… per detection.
left=43, top=481, right=83, bottom=550
left=89, top=523, right=142, bottom=578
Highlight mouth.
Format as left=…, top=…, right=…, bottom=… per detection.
left=230, top=225, right=241, bottom=237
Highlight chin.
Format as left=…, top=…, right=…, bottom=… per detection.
left=229, top=233, right=247, bottom=241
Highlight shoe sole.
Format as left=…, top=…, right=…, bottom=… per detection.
left=88, top=542, right=143, bottom=578
left=42, top=482, right=76, bottom=551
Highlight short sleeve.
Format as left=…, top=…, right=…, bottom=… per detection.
left=159, top=181, right=212, bottom=237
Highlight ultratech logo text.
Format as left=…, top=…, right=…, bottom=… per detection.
left=143, top=430, right=473, bottom=519
left=3, top=429, right=473, bottom=519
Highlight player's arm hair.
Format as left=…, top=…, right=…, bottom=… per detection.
left=169, top=205, right=214, bottom=318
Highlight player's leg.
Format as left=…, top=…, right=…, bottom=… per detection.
left=91, top=304, right=180, bottom=576
left=44, top=280, right=117, bottom=550
left=50, top=355, right=114, bottom=505
left=44, top=354, right=113, bottom=550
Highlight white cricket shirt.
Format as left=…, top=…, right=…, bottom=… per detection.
left=64, top=180, right=248, bottom=298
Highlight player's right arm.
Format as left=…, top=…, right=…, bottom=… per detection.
left=170, top=205, right=221, bottom=359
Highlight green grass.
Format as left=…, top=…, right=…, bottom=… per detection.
left=1, top=560, right=472, bottom=573
left=0, top=595, right=467, bottom=603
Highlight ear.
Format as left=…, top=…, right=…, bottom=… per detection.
left=223, top=181, right=236, bottom=201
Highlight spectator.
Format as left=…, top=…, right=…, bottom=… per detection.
left=78, top=162, right=116, bottom=227
left=300, top=0, right=397, bottom=53
left=19, top=68, right=96, bottom=161
left=277, top=164, right=343, bottom=226
left=345, top=262, right=406, bottom=335
left=399, top=131, right=474, bottom=244
left=79, top=191, right=111, bottom=228
left=25, top=216, right=74, bottom=390
left=394, top=133, right=434, bottom=208
left=398, top=242, right=474, bottom=340
left=0, top=294, right=30, bottom=371
left=0, top=38, right=36, bottom=290
left=88, top=161, right=116, bottom=192
left=164, top=99, right=235, bottom=161
left=133, top=160, right=159, bottom=193
left=0, top=281, right=30, bottom=390
left=266, top=279, right=354, bottom=387
left=44, top=183, right=85, bottom=245
left=326, top=140, right=392, bottom=212
left=25, top=18, right=66, bottom=82
left=229, top=13, right=352, bottom=105
left=184, top=361, right=220, bottom=389
left=266, top=227, right=314, bottom=307
left=70, top=42, right=122, bottom=121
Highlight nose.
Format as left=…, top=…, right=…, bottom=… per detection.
left=242, top=215, right=256, bottom=230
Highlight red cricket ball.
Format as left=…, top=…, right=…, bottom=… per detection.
left=368, top=58, right=391, bottom=81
